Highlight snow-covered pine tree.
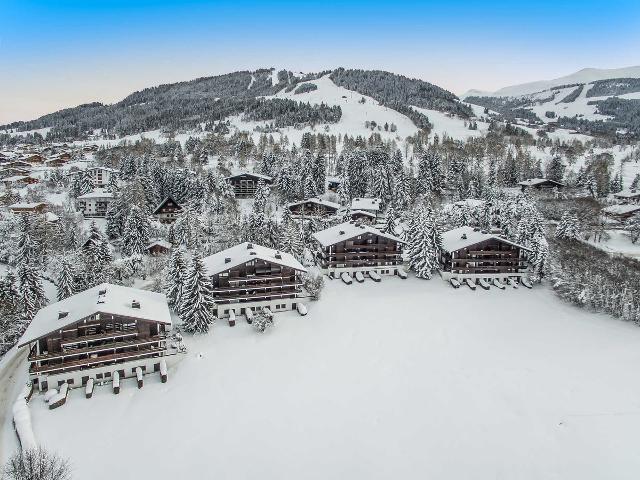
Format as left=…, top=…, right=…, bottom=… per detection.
left=164, top=248, right=188, bottom=310
left=253, top=179, right=270, bottom=214
left=17, top=260, right=47, bottom=321
left=529, top=234, right=549, bottom=282
left=122, top=205, right=151, bottom=256
left=626, top=215, right=640, bottom=244
left=383, top=205, right=397, bottom=235
left=406, top=205, right=442, bottom=279
left=555, top=211, right=580, bottom=240
left=56, top=256, right=79, bottom=301
left=180, top=253, right=216, bottom=334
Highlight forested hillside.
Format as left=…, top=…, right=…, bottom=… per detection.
left=1, top=67, right=471, bottom=141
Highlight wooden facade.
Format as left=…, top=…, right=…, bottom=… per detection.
left=287, top=199, right=340, bottom=218
left=18, top=284, right=175, bottom=392
left=25, top=313, right=169, bottom=391
left=313, top=223, right=404, bottom=276
left=518, top=178, right=565, bottom=192
left=225, top=173, right=273, bottom=198
left=440, top=227, right=529, bottom=281
left=203, top=243, right=306, bottom=318
left=152, top=196, right=183, bottom=224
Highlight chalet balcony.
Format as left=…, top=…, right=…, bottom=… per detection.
left=450, top=266, right=527, bottom=274
left=30, top=336, right=166, bottom=362
left=29, top=346, right=167, bottom=375
left=213, top=289, right=303, bottom=303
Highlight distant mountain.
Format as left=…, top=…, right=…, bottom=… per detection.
left=461, top=66, right=640, bottom=98
left=463, top=66, right=640, bottom=139
left=1, top=68, right=470, bottom=142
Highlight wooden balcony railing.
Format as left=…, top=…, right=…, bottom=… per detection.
left=30, top=336, right=166, bottom=362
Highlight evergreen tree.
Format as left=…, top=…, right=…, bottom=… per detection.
left=56, top=256, right=79, bottom=301
left=180, top=253, right=216, bottom=333
left=555, top=211, right=580, bottom=240
left=17, top=261, right=47, bottom=321
left=383, top=205, right=397, bottom=235
left=406, top=205, right=442, bottom=279
left=164, top=248, right=188, bottom=310
left=529, top=234, right=549, bottom=282
left=122, top=206, right=151, bottom=256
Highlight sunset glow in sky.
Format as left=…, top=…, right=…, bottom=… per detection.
left=1, top=0, right=639, bottom=124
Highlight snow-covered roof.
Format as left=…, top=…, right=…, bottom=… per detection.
left=146, top=240, right=172, bottom=250
left=518, top=178, right=565, bottom=187
left=613, top=190, right=640, bottom=199
left=77, top=188, right=114, bottom=200
left=349, top=209, right=377, bottom=218
left=453, top=198, right=485, bottom=208
left=602, top=204, right=640, bottom=215
left=441, top=226, right=529, bottom=253
left=8, top=202, right=47, bottom=210
left=350, top=197, right=381, bottom=212
left=202, top=242, right=306, bottom=276
left=312, top=221, right=404, bottom=247
left=18, top=283, right=172, bottom=347
left=2, top=175, right=29, bottom=182
left=88, top=166, right=119, bottom=173
left=287, top=197, right=341, bottom=211
left=45, top=212, right=59, bottom=222
left=152, top=196, right=182, bottom=214
left=224, top=171, right=273, bottom=182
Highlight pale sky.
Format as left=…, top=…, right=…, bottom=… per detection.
left=1, top=0, right=639, bottom=124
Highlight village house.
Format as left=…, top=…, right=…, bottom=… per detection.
left=602, top=204, right=640, bottom=221
left=146, top=240, right=172, bottom=255
left=77, top=188, right=114, bottom=217
left=312, top=221, right=404, bottom=277
left=152, top=196, right=183, bottom=224
left=2, top=175, right=38, bottom=188
left=350, top=197, right=382, bottom=215
left=87, top=166, right=119, bottom=187
left=613, top=190, right=640, bottom=204
left=202, top=242, right=307, bottom=318
left=17, top=283, right=176, bottom=392
left=287, top=198, right=340, bottom=218
left=518, top=178, right=565, bottom=192
left=224, top=172, right=273, bottom=198
left=349, top=210, right=377, bottom=223
left=439, top=226, right=529, bottom=282
left=21, top=153, right=44, bottom=165
left=0, top=167, right=30, bottom=179
left=9, top=202, right=49, bottom=214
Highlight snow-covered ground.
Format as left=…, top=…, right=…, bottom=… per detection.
left=19, top=278, right=640, bottom=479
left=587, top=229, right=640, bottom=259
left=412, top=106, right=488, bottom=140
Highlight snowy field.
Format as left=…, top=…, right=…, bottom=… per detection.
left=24, top=277, right=640, bottom=480
left=588, top=229, right=640, bottom=259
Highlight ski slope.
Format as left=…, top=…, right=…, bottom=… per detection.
left=22, top=278, right=640, bottom=480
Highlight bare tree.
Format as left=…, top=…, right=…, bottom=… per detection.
left=2, top=448, right=71, bottom=480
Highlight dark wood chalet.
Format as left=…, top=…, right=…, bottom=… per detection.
left=17, top=283, right=175, bottom=392
left=518, top=178, right=565, bottom=192
left=440, top=226, right=529, bottom=281
left=312, top=221, right=404, bottom=277
left=350, top=210, right=377, bottom=223
left=146, top=240, right=172, bottom=255
left=287, top=198, right=340, bottom=218
left=203, top=242, right=307, bottom=318
left=225, top=172, right=273, bottom=198
left=152, top=196, right=183, bottom=224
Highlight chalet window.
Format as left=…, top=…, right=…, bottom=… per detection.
left=220, top=273, right=228, bottom=277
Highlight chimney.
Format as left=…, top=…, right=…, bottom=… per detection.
left=250, top=251, right=257, bottom=256
left=58, top=311, right=68, bottom=320
left=132, top=300, right=141, bottom=309
left=339, top=230, right=345, bottom=235
left=247, top=243, right=253, bottom=249
left=275, top=251, right=282, bottom=259
left=225, top=257, right=231, bottom=263
left=461, top=233, right=467, bottom=240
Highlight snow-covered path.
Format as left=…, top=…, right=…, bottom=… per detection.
left=0, top=348, right=28, bottom=458
left=26, top=278, right=640, bottom=479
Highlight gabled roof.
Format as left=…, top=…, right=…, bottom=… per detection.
left=312, top=221, right=404, bottom=247
left=351, top=197, right=381, bottom=211
left=18, top=283, right=171, bottom=347
left=287, top=197, right=341, bottom=211
left=202, top=242, right=305, bottom=276
left=602, top=204, right=640, bottom=215
left=88, top=166, right=119, bottom=173
left=441, top=226, right=529, bottom=253
left=77, top=188, right=114, bottom=200
left=9, top=202, right=48, bottom=210
left=613, top=190, right=640, bottom=199
left=146, top=239, right=172, bottom=250
left=152, top=195, right=183, bottom=214
left=349, top=209, right=377, bottom=218
left=518, top=178, right=565, bottom=187
left=2, top=175, right=30, bottom=182
left=224, top=171, right=273, bottom=182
